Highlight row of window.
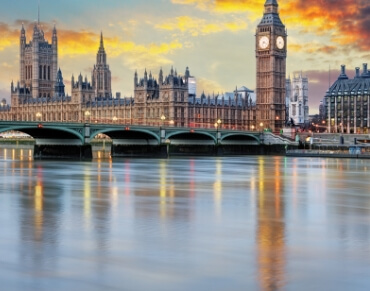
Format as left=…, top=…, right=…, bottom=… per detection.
left=328, top=96, right=370, bottom=103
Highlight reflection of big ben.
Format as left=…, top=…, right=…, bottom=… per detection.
left=256, top=0, right=287, bottom=132
left=256, top=157, right=286, bottom=290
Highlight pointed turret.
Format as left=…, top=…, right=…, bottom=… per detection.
left=134, top=70, right=138, bottom=87
left=55, top=68, right=65, bottom=97
left=100, top=31, right=104, bottom=50
left=144, top=69, right=148, bottom=87
left=159, top=67, right=163, bottom=84
left=185, top=67, right=190, bottom=80
left=21, top=23, right=25, bottom=36
left=96, top=32, right=107, bottom=65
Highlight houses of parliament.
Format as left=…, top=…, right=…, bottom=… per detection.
left=0, top=0, right=287, bottom=132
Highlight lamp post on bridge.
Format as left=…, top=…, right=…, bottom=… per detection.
left=214, top=119, right=222, bottom=144
left=160, top=114, right=166, bottom=143
left=259, top=122, right=264, bottom=144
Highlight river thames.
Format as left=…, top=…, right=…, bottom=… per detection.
left=0, top=148, right=369, bottom=291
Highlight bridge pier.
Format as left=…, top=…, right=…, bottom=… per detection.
left=34, top=144, right=92, bottom=160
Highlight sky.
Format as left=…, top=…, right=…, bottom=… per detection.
left=0, top=0, right=369, bottom=114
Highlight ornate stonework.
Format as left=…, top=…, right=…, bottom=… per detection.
left=256, top=0, right=287, bottom=132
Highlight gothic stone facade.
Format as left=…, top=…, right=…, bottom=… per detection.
left=286, top=73, right=309, bottom=126
left=256, top=0, right=287, bottom=132
left=1, top=2, right=284, bottom=130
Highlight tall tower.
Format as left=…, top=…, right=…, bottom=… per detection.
left=20, top=22, right=58, bottom=99
left=256, top=0, right=287, bottom=132
left=92, top=33, right=112, bottom=98
left=287, top=73, right=309, bottom=126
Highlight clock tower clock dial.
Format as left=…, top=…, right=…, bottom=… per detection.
left=256, top=0, right=287, bottom=132
left=259, top=36, right=270, bottom=49
left=276, top=36, right=284, bottom=49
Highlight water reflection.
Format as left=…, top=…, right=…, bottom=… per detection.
left=256, top=157, right=286, bottom=291
left=0, top=148, right=370, bottom=291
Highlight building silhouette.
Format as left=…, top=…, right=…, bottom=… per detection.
left=325, top=64, right=370, bottom=133
left=255, top=0, right=287, bottom=132
left=0, top=0, right=287, bottom=132
left=286, top=73, right=309, bottom=126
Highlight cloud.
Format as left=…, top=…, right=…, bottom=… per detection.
left=0, top=23, right=19, bottom=51
left=156, top=16, right=247, bottom=36
left=288, top=41, right=337, bottom=55
left=196, top=77, right=226, bottom=95
left=13, top=23, right=184, bottom=70
left=171, top=0, right=370, bottom=52
left=171, top=0, right=261, bottom=14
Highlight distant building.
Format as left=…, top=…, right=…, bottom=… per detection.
left=285, top=73, right=309, bottom=126
left=319, top=100, right=325, bottom=120
left=325, top=64, right=370, bottom=133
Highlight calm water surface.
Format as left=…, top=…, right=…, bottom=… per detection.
left=0, top=148, right=369, bottom=291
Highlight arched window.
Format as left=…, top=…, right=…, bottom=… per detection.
left=293, top=86, right=299, bottom=102
left=48, top=66, right=50, bottom=80
left=44, top=65, right=46, bottom=80
left=39, top=66, right=42, bottom=79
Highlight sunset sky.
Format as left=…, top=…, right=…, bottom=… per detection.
left=0, top=0, right=369, bottom=113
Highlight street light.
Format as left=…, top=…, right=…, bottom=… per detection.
left=85, top=110, right=91, bottom=123
left=160, top=114, right=166, bottom=143
left=214, top=119, right=222, bottom=144
left=161, top=114, right=166, bottom=125
left=259, top=122, right=264, bottom=144
left=113, top=116, right=118, bottom=123
left=36, top=112, right=42, bottom=121
left=251, top=125, right=255, bottom=131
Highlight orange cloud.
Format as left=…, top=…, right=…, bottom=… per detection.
left=13, top=23, right=184, bottom=70
left=171, top=0, right=261, bottom=14
left=171, top=0, right=370, bottom=51
left=156, top=16, right=247, bottom=36
left=197, top=77, right=226, bottom=95
left=0, top=23, right=19, bottom=51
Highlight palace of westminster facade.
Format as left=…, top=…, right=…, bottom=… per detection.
left=0, top=0, right=288, bottom=132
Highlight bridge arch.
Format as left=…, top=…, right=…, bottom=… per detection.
left=0, top=125, right=85, bottom=143
left=92, top=128, right=161, bottom=144
left=166, top=130, right=217, bottom=144
left=221, top=133, right=260, bottom=144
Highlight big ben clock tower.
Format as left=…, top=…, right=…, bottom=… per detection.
left=256, top=0, right=287, bottom=132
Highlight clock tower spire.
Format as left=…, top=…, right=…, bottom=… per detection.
left=256, top=0, right=287, bottom=132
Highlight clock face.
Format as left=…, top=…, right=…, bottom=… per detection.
left=259, top=36, right=269, bottom=49
left=276, top=36, right=284, bottom=49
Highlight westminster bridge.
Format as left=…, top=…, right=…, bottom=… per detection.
left=0, top=121, right=296, bottom=158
